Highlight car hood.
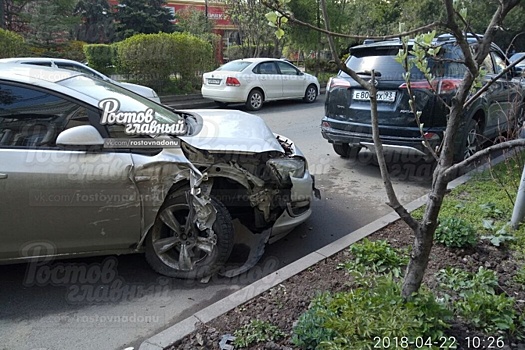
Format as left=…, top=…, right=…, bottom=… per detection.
left=179, top=109, right=284, bottom=153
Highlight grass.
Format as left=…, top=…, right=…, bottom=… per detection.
left=413, top=151, right=525, bottom=255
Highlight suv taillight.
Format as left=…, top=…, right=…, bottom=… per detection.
left=399, top=79, right=461, bottom=94
left=327, top=77, right=351, bottom=93
left=226, top=77, right=241, bottom=86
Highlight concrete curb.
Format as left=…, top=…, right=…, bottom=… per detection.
left=138, top=154, right=509, bottom=350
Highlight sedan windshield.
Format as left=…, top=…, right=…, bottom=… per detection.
left=59, top=75, right=183, bottom=126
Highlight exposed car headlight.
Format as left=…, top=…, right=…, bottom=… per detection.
left=267, top=157, right=306, bottom=182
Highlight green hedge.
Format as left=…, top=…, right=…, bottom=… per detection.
left=83, top=44, right=117, bottom=76
left=117, top=32, right=214, bottom=93
left=0, top=29, right=27, bottom=58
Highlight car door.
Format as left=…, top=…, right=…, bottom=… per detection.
left=276, top=61, right=306, bottom=98
left=485, top=51, right=520, bottom=136
left=253, top=61, right=283, bottom=99
left=0, top=82, right=141, bottom=259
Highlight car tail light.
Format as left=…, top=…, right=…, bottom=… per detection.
left=399, top=79, right=461, bottom=94
left=226, top=77, right=241, bottom=86
left=327, top=77, right=351, bottom=93
left=423, top=132, right=440, bottom=141
left=322, top=121, right=331, bottom=128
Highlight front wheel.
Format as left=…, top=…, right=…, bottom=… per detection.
left=245, top=89, right=264, bottom=111
left=303, top=84, right=318, bottom=103
left=145, top=190, right=234, bottom=279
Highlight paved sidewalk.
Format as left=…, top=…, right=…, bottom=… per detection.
left=138, top=155, right=504, bottom=350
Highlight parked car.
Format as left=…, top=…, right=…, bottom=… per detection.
left=0, top=57, right=161, bottom=103
left=322, top=34, right=525, bottom=161
left=510, top=52, right=525, bottom=75
left=201, top=58, right=320, bottom=111
left=0, top=64, right=317, bottom=279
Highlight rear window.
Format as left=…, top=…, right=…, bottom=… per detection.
left=343, top=44, right=467, bottom=81
left=216, top=61, right=252, bottom=72
left=343, top=47, right=426, bottom=81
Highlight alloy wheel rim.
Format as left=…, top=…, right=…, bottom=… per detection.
left=153, top=203, right=214, bottom=271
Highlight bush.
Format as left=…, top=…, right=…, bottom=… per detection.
left=62, top=40, right=86, bottom=62
left=117, top=32, right=214, bottom=93
left=455, top=291, right=516, bottom=334
left=292, top=276, right=451, bottom=350
left=304, top=58, right=338, bottom=73
left=0, top=29, right=27, bottom=58
left=435, top=217, right=478, bottom=248
left=338, top=239, right=409, bottom=278
left=84, top=44, right=117, bottom=75
left=117, top=33, right=178, bottom=92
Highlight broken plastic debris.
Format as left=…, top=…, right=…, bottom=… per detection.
left=219, top=334, right=236, bottom=350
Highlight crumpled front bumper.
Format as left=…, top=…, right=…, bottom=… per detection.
left=268, top=169, right=317, bottom=243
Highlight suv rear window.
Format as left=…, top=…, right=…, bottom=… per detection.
left=343, top=44, right=467, bottom=81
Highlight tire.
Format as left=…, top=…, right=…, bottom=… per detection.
left=214, top=101, right=229, bottom=108
left=457, top=119, right=482, bottom=161
left=333, top=143, right=360, bottom=158
left=245, top=89, right=264, bottom=111
left=145, top=189, right=234, bottom=279
left=303, top=84, right=318, bottom=103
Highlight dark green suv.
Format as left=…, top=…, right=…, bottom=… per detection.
left=321, top=34, right=525, bottom=161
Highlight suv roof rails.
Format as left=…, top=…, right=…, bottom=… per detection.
left=436, top=33, right=484, bottom=42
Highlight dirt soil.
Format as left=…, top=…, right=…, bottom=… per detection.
left=169, top=220, right=525, bottom=350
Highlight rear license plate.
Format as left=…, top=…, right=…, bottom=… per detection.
left=207, top=78, right=221, bottom=85
left=352, top=89, right=396, bottom=102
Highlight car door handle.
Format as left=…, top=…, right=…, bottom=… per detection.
left=0, top=173, right=7, bottom=179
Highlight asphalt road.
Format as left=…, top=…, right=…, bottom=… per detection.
left=0, top=95, right=432, bottom=350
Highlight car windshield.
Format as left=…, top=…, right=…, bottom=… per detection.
left=216, top=61, right=252, bottom=72
left=59, top=75, right=185, bottom=126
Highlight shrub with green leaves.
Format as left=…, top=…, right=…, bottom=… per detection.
left=338, top=239, right=409, bottom=278
left=455, top=291, right=516, bottom=334
left=437, top=266, right=519, bottom=334
left=84, top=44, right=117, bottom=76
left=233, top=319, right=285, bottom=348
left=437, top=267, right=498, bottom=296
left=292, top=276, right=451, bottom=350
left=0, top=28, right=27, bottom=58
left=435, top=217, right=478, bottom=248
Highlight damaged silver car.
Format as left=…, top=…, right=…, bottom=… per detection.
left=0, top=64, right=318, bottom=279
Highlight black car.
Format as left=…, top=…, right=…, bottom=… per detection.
left=321, top=34, right=525, bottom=161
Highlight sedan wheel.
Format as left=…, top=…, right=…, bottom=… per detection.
left=246, top=89, right=264, bottom=111
left=303, top=84, right=318, bottom=103
left=145, top=190, right=234, bottom=279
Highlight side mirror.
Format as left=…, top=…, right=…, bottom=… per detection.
left=56, top=125, right=104, bottom=149
left=514, top=66, right=524, bottom=77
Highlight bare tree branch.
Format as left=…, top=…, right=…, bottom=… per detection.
left=443, top=139, right=525, bottom=181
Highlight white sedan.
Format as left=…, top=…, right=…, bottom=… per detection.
left=0, top=57, right=161, bottom=103
left=201, top=58, right=320, bottom=111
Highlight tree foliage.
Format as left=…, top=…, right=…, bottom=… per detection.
left=113, top=0, right=175, bottom=41
left=74, top=0, right=115, bottom=43
left=223, top=0, right=283, bottom=58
